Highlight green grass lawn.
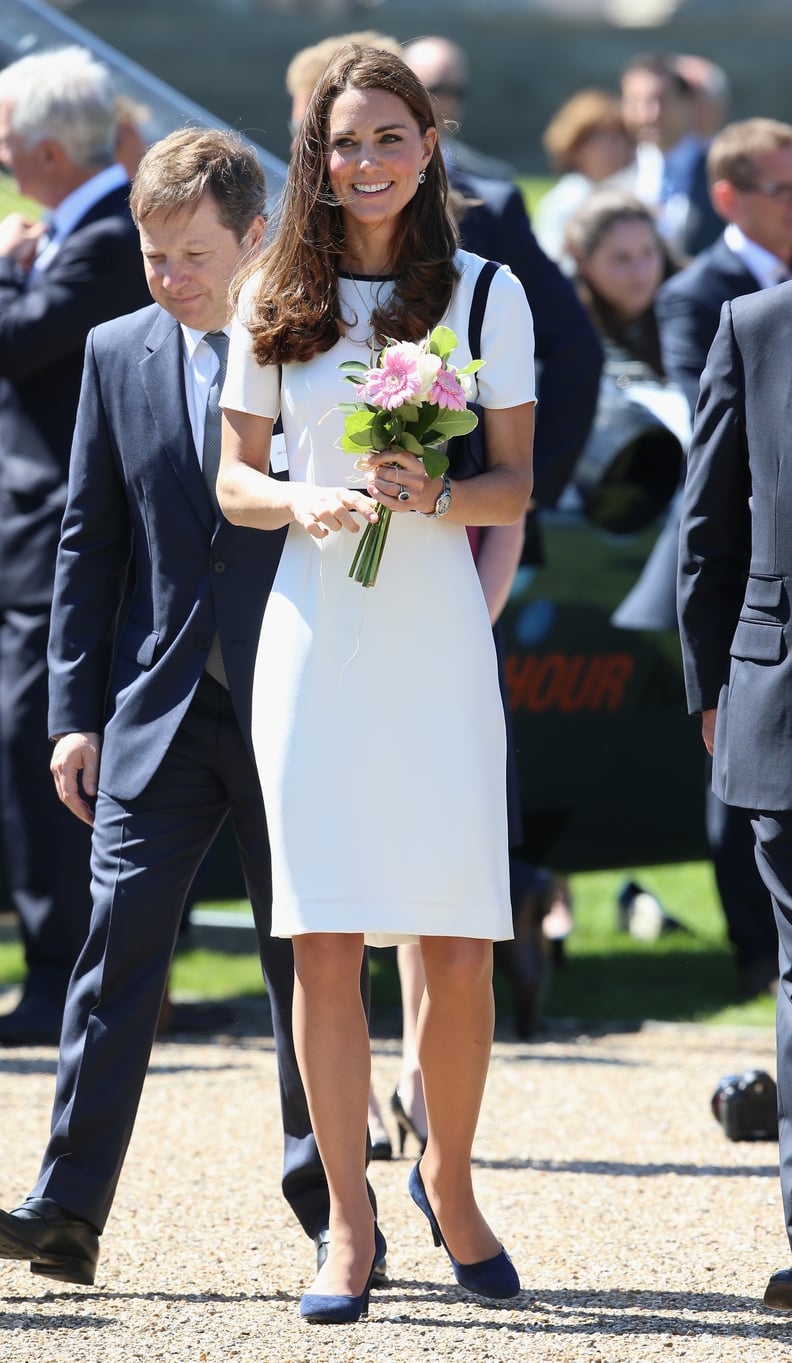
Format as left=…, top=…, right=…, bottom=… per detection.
left=0, top=170, right=769, bottom=1035
left=0, top=861, right=776, bottom=1031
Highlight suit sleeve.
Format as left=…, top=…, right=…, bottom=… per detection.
left=47, top=329, right=132, bottom=737
left=677, top=299, right=751, bottom=714
left=493, top=188, right=603, bottom=507
left=656, top=274, right=726, bottom=420
left=0, top=220, right=146, bottom=386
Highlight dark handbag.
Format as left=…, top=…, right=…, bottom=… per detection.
left=447, top=259, right=544, bottom=566
left=445, top=258, right=499, bottom=480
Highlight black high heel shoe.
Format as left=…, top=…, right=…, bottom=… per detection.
left=408, top=1161, right=520, bottom=1300
left=300, top=1225, right=387, bottom=1324
left=390, top=1088, right=427, bottom=1156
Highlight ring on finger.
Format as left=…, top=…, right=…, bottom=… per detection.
left=397, top=484, right=410, bottom=502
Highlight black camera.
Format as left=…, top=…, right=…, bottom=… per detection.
left=711, top=1069, right=778, bottom=1141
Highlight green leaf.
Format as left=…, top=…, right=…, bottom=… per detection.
left=408, top=402, right=440, bottom=438
left=399, top=431, right=426, bottom=457
left=398, top=402, right=421, bottom=423
left=428, top=325, right=458, bottom=362
left=340, top=432, right=374, bottom=452
left=338, top=401, right=365, bottom=414
left=370, top=411, right=394, bottom=451
left=338, top=360, right=370, bottom=374
left=456, top=359, right=485, bottom=376
left=343, top=409, right=376, bottom=435
left=432, top=408, right=479, bottom=437
left=422, top=447, right=450, bottom=480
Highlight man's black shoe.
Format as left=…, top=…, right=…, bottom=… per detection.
left=764, top=1268, right=792, bottom=1309
left=0, top=1198, right=99, bottom=1285
left=0, top=997, right=62, bottom=1046
left=314, top=1227, right=388, bottom=1287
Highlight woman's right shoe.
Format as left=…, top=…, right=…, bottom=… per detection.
left=408, top=1161, right=520, bottom=1300
left=390, top=1088, right=427, bottom=1155
left=300, top=1225, right=387, bottom=1324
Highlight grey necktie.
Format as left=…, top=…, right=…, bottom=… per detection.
left=202, top=331, right=229, bottom=687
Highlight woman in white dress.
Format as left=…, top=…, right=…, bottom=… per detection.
left=217, top=46, right=535, bottom=1323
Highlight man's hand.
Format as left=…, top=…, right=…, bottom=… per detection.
left=50, top=732, right=101, bottom=826
left=701, top=708, right=717, bottom=756
left=0, top=212, right=47, bottom=270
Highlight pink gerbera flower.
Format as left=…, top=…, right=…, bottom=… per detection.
left=358, top=348, right=423, bottom=410
left=429, top=367, right=467, bottom=411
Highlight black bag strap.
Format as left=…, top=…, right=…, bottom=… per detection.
left=468, top=259, right=499, bottom=359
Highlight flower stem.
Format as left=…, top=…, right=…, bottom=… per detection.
left=349, top=503, right=391, bottom=587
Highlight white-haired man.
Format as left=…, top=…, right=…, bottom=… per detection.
left=0, top=45, right=149, bottom=1045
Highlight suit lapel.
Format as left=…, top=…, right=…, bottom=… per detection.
left=140, top=308, right=214, bottom=532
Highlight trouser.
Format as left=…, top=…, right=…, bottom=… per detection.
left=749, top=811, right=792, bottom=1251
left=0, top=605, right=92, bottom=1007
left=709, top=776, right=777, bottom=970
left=32, top=674, right=331, bottom=1238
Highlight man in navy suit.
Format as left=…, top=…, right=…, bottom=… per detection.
left=656, top=117, right=792, bottom=998
left=0, top=46, right=150, bottom=1044
left=620, top=52, right=721, bottom=259
left=677, top=280, right=792, bottom=1309
left=0, top=127, right=333, bottom=1287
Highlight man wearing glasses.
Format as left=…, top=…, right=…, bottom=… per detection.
left=658, top=117, right=792, bottom=416
left=655, top=117, right=792, bottom=1011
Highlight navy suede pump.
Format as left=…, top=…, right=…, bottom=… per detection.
left=408, top=1161, right=520, bottom=1299
left=300, top=1224, right=387, bottom=1324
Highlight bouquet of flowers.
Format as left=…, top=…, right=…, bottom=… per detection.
left=338, top=326, right=483, bottom=587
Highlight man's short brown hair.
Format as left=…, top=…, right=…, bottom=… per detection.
left=130, top=127, right=266, bottom=240
left=285, top=30, right=401, bottom=98
left=708, top=118, right=792, bottom=187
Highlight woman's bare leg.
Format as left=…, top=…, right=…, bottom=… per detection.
left=395, top=941, right=427, bottom=1137
left=417, top=935, right=501, bottom=1265
left=292, top=932, right=375, bottom=1294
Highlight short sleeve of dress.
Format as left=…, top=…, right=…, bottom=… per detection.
left=475, top=263, right=536, bottom=411
left=220, top=277, right=280, bottom=420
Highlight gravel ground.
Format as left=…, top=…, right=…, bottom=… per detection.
left=1, top=1003, right=792, bottom=1363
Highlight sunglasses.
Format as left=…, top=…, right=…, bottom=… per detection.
left=734, top=180, right=792, bottom=203
left=426, top=84, right=468, bottom=101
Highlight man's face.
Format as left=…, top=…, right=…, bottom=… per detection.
left=727, top=145, right=792, bottom=262
left=621, top=70, right=691, bottom=151
left=289, top=90, right=311, bottom=155
left=0, top=100, right=51, bottom=205
left=138, top=193, right=264, bottom=333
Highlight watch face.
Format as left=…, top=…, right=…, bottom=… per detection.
left=435, top=490, right=452, bottom=517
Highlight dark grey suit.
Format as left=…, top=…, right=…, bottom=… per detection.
left=678, top=282, right=792, bottom=1248
left=650, top=234, right=775, bottom=985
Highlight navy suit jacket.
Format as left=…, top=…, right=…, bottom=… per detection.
left=455, top=172, right=603, bottom=509
left=656, top=233, right=759, bottom=418
left=0, top=183, right=149, bottom=609
left=678, top=142, right=722, bottom=259
left=678, top=282, right=792, bottom=811
left=48, top=303, right=287, bottom=802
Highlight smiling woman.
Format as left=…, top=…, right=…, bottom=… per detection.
left=216, top=42, right=534, bottom=1324
left=324, top=86, right=437, bottom=275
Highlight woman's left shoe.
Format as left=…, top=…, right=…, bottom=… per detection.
left=300, top=1225, right=387, bottom=1324
left=408, top=1161, right=520, bottom=1300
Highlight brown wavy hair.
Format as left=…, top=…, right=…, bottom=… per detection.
left=234, top=44, right=459, bottom=366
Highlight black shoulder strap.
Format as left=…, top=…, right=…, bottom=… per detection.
left=468, top=259, right=499, bottom=358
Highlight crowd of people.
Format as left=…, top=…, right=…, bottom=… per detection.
left=0, top=21, right=790, bottom=1323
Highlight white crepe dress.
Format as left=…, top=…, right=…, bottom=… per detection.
left=222, top=249, right=535, bottom=945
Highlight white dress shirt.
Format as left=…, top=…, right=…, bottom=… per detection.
left=180, top=325, right=231, bottom=466
left=31, top=162, right=130, bottom=279
left=723, top=222, right=790, bottom=290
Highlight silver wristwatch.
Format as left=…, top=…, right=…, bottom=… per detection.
left=422, top=473, right=452, bottom=518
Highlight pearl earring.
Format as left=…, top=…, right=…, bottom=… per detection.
left=418, top=171, right=426, bottom=185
